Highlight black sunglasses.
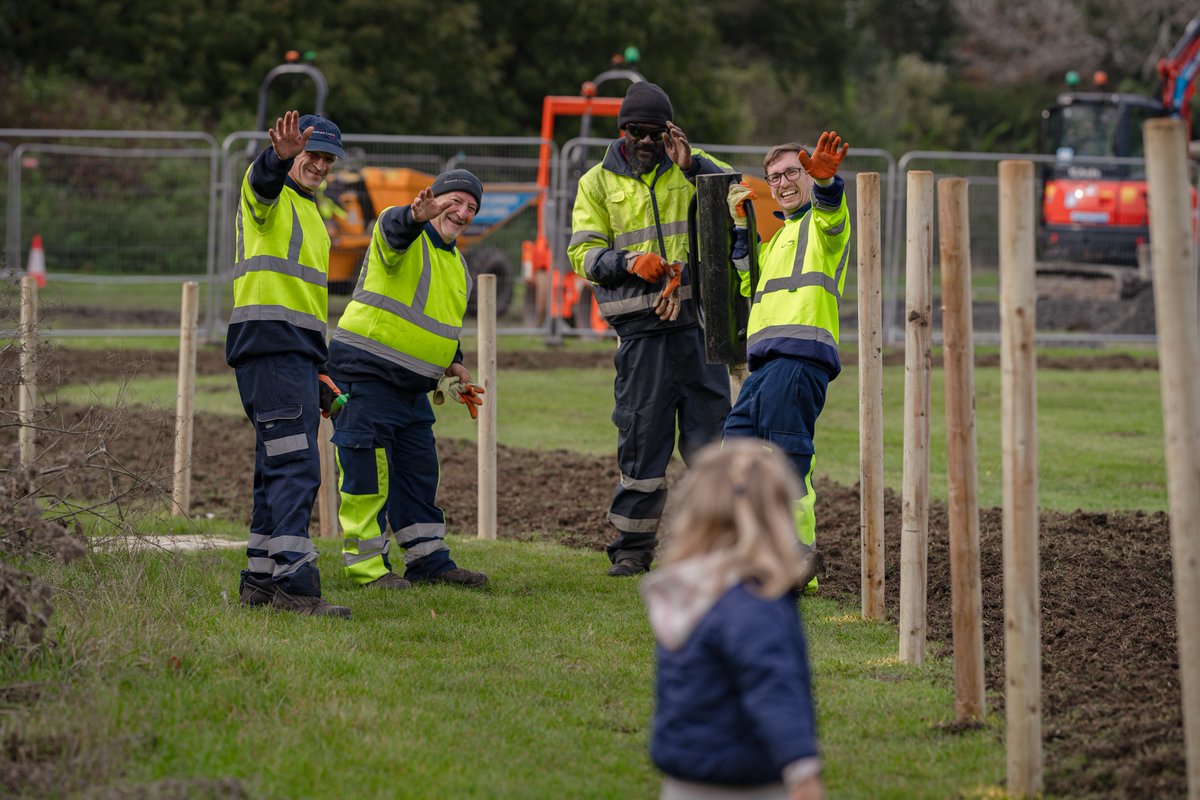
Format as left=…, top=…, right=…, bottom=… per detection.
left=625, top=124, right=666, bottom=141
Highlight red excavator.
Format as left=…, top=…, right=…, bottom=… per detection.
left=1039, top=15, right=1200, bottom=270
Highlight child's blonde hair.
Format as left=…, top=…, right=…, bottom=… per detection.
left=660, top=439, right=806, bottom=597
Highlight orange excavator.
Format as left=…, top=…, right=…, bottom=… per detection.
left=1038, top=15, right=1200, bottom=269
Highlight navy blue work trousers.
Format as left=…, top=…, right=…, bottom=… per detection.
left=608, top=326, right=731, bottom=565
left=234, top=352, right=323, bottom=596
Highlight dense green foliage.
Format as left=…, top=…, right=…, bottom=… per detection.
left=0, top=0, right=1193, bottom=151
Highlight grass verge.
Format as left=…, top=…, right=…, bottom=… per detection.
left=1, top=532, right=1003, bottom=800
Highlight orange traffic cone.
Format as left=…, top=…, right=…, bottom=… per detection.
left=26, top=234, right=46, bottom=288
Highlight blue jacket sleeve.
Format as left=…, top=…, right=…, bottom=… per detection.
left=722, top=591, right=820, bottom=774
left=376, top=205, right=424, bottom=253
left=247, top=147, right=292, bottom=202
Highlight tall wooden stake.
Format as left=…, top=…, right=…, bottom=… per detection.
left=316, top=417, right=338, bottom=538
left=899, top=170, right=933, bottom=665
left=17, top=276, right=39, bottom=471
left=478, top=274, right=498, bottom=540
left=171, top=281, right=199, bottom=516
left=18, top=276, right=38, bottom=471
left=857, top=172, right=885, bottom=621
left=1145, top=117, right=1200, bottom=800
left=999, top=159, right=1042, bottom=797
left=938, top=177, right=985, bottom=722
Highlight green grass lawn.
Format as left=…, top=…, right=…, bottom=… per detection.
left=5, top=526, right=1003, bottom=799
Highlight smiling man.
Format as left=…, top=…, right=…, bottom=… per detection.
left=325, top=169, right=489, bottom=591
left=568, top=82, right=733, bottom=578
left=724, top=133, right=852, bottom=594
left=228, top=110, right=351, bottom=618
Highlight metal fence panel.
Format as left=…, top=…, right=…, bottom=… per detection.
left=0, top=130, right=219, bottom=337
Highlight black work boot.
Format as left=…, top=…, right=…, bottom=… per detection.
left=423, top=567, right=489, bottom=587
left=239, top=572, right=275, bottom=606
left=607, top=558, right=650, bottom=577
left=366, top=572, right=413, bottom=590
left=272, top=587, right=352, bottom=618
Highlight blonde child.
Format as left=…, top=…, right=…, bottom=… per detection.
left=640, top=440, right=822, bottom=800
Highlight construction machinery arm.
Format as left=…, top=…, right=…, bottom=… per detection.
left=1158, top=15, right=1200, bottom=125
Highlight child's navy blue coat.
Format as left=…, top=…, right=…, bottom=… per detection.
left=649, top=583, right=818, bottom=786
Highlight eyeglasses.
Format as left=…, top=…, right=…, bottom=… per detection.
left=765, top=167, right=803, bottom=186
left=624, top=124, right=665, bottom=142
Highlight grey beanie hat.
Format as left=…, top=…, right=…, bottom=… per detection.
left=617, top=82, right=674, bottom=129
left=431, top=169, right=483, bottom=207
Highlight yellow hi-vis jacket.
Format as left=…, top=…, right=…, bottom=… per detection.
left=738, top=177, right=852, bottom=377
left=227, top=149, right=330, bottom=366
left=330, top=206, right=471, bottom=384
left=568, top=142, right=730, bottom=338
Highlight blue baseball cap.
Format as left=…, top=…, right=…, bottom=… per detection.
left=298, top=114, right=344, bottom=159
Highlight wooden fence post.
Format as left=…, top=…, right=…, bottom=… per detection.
left=171, top=281, right=199, bottom=516
left=999, top=159, right=1043, bottom=797
left=478, top=274, right=497, bottom=540
left=899, top=170, right=933, bottom=665
left=18, top=276, right=38, bottom=471
left=938, top=177, right=985, bottom=722
left=1145, top=117, right=1200, bottom=800
left=857, top=172, right=885, bottom=621
left=316, top=417, right=338, bottom=538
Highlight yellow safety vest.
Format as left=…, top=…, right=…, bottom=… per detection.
left=332, top=211, right=470, bottom=379
left=231, top=167, right=330, bottom=335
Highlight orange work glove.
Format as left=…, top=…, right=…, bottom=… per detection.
left=797, top=130, right=849, bottom=182
left=626, top=252, right=670, bottom=283
left=726, top=181, right=756, bottom=227
left=456, top=382, right=485, bottom=420
left=317, top=374, right=348, bottom=420
left=654, top=263, right=684, bottom=321
left=433, top=374, right=485, bottom=420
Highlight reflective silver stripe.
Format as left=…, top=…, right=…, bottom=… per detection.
left=351, top=241, right=462, bottom=339
left=267, top=535, right=316, bottom=556
left=831, top=239, right=850, bottom=299
left=613, top=219, right=689, bottom=250
left=401, top=538, right=448, bottom=564
left=747, top=324, right=838, bottom=351
left=247, top=556, right=275, bottom=573
left=229, top=304, right=327, bottom=333
left=264, top=433, right=308, bottom=458
left=344, top=544, right=390, bottom=567
left=620, top=472, right=667, bottom=492
left=236, top=208, right=247, bottom=263
left=754, top=271, right=841, bottom=302
left=331, top=328, right=445, bottom=380
left=274, top=551, right=318, bottom=577
left=394, top=521, right=447, bottom=547
left=825, top=218, right=846, bottom=236
left=232, top=254, right=327, bottom=287
left=733, top=257, right=750, bottom=273
left=288, top=206, right=303, bottom=262
left=349, top=287, right=462, bottom=339
left=248, top=533, right=270, bottom=550
left=569, top=229, right=611, bottom=248
left=598, top=284, right=693, bottom=317
left=345, top=532, right=389, bottom=554
left=410, top=239, right=433, bottom=314
left=607, top=511, right=660, bottom=533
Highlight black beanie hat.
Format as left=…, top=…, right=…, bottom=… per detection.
left=618, top=82, right=673, bottom=129
left=431, top=169, right=483, bottom=207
